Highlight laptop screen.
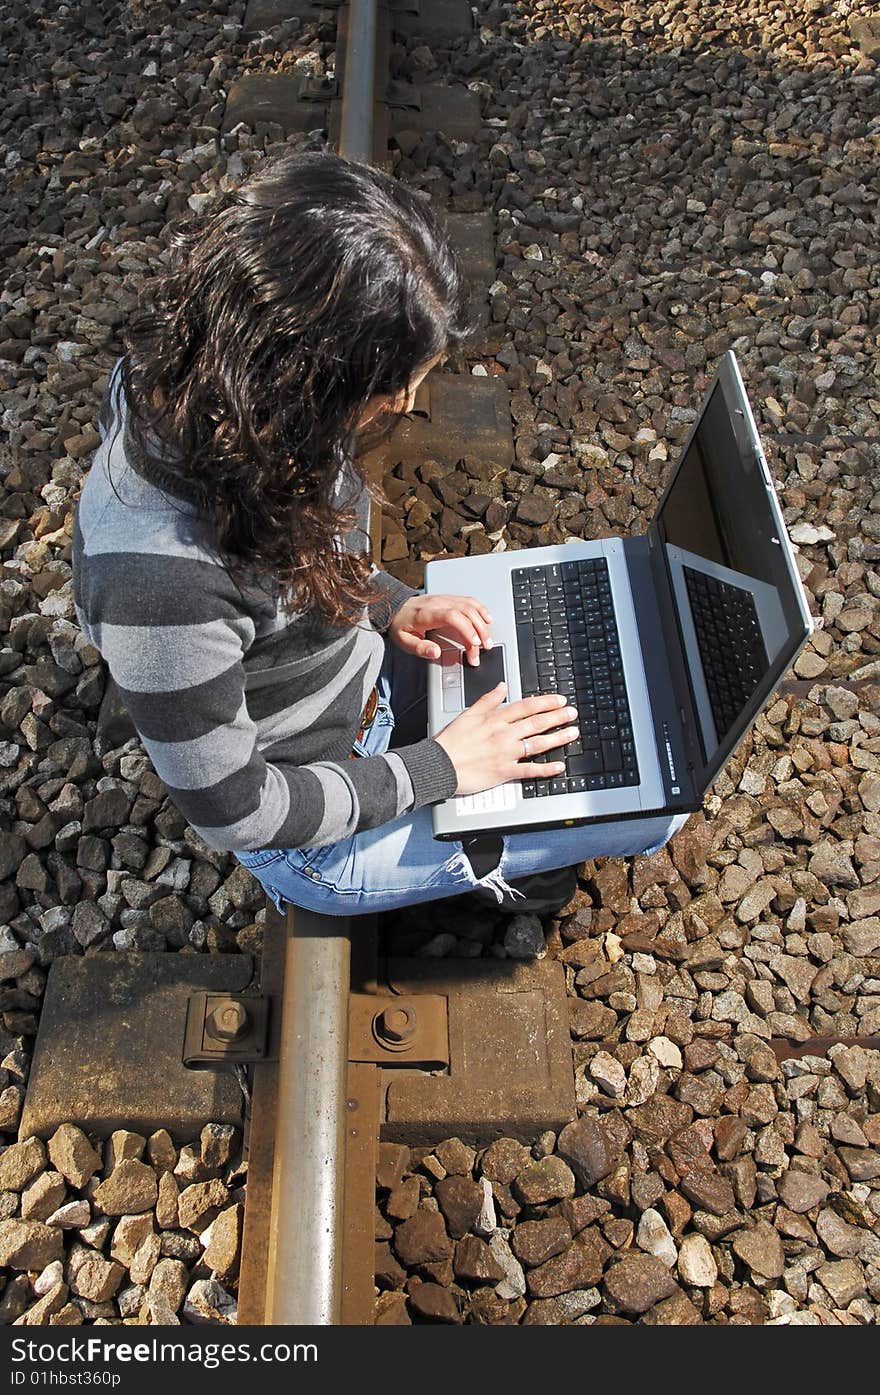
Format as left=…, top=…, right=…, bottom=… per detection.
left=651, top=355, right=812, bottom=782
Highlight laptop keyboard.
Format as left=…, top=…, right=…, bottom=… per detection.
left=683, top=566, right=768, bottom=740
left=512, top=558, right=639, bottom=799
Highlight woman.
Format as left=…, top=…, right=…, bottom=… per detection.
left=73, top=152, right=683, bottom=920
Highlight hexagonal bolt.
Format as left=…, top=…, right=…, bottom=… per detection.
left=375, top=1004, right=416, bottom=1045
left=207, top=1000, right=250, bottom=1043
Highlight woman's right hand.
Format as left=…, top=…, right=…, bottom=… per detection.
left=433, top=682, right=580, bottom=796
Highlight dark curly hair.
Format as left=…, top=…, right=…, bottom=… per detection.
left=121, top=151, right=469, bottom=626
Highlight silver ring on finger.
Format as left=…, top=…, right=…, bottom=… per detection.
left=521, top=737, right=529, bottom=759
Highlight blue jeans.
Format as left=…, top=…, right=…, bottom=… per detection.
left=237, top=635, right=688, bottom=916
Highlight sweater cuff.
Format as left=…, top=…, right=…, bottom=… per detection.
left=394, top=737, right=458, bottom=810
left=368, top=568, right=420, bottom=633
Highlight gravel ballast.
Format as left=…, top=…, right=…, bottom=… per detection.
left=2, top=0, right=880, bottom=1326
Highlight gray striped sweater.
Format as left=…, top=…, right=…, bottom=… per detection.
left=72, top=361, right=458, bottom=852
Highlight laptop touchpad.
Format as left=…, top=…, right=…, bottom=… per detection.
left=463, top=644, right=506, bottom=705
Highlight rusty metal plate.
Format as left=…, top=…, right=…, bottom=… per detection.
left=20, top=954, right=250, bottom=1141
left=390, top=84, right=482, bottom=142
left=183, top=992, right=272, bottom=1067
left=341, top=1062, right=380, bottom=1326
left=378, top=958, right=576, bottom=1144
left=369, top=373, right=513, bottom=473
left=348, top=992, right=448, bottom=1066
left=238, top=905, right=288, bottom=1325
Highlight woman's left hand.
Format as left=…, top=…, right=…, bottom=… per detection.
left=389, top=594, right=494, bottom=666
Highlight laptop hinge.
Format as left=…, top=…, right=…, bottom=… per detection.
left=625, top=535, right=702, bottom=810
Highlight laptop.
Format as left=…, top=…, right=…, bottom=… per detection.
left=425, top=350, right=814, bottom=839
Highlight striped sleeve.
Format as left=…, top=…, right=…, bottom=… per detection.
left=368, top=564, right=420, bottom=634
left=87, top=554, right=457, bottom=852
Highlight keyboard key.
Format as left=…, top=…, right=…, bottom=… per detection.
left=602, top=739, right=622, bottom=772
left=569, top=749, right=603, bottom=776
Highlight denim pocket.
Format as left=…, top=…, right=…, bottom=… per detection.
left=282, top=841, right=339, bottom=876
left=237, top=848, right=285, bottom=871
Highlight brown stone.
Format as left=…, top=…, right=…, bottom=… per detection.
left=468, top=1288, right=525, bottom=1325
left=512, top=1216, right=572, bottom=1267
left=557, top=1193, right=611, bottom=1235
left=0, top=1138, right=46, bottom=1195
left=479, top=1138, right=532, bottom=1185
left=375, top=1241, right=407, bottom=1290
left=434, top=1176, right=483, bottom=1239
left=627, top=1095, right=694, bottom=1146
left=148, top=1258, right=189, bottom=1313
left=728, top=1285, right=768, bottom=1324
left=376, top=1143, right=410, bottom=1192
left=374, top=1292, right=411, bottom=1325
left=526, top=1227, right=612, bottom=1298
left=453, top=1235, right=504, bottom=1284
left=129, top=1233, right=161, bottom=1285
left=714, top=1116, right=750, bottom=1162
left=661, top=1190, right=692, bottom=1238
left=570, top=999, right=617, bottom=1039
left=21, top=1171, right=67, bottom=1222
left=776, top=1169, right=830, bottom=1214
left=94, top=1160, right=157, bottom=1216
left=731, top=1221, right=785, bottom=1279
left=16, top=1282, right=70, bottom=1327
left=668, top=1121, right=715, bottom=1176
left=68, top=1254, right=125, bottom=1303
left=385, top=1176, right=421, bottom=1222
left=722, top=1156, right=757, bottom=1211
left=203, top=1204, right=242, bottom=1282
left=434, top=1138, right=475, bottom=1176
left=670, top=815, right=715, bottom=883
left=146, top=1130, right=177, bottom=1171
left=640, top=1290, right=703, bottom=1325
left=110, top=1214, right=154, bottom=1267
left=556, top=1116, right=623, bottom=1189
left=406, top=1280, right=461, bottom=1323
left=838, top=1147, right=880, bottom=1182
left=176, top=1178, right=228, bottom=1232
left=603, top=1253, right=678, bottom=1315
left=0, top=1218, right=63, bottom=1270
left=156, top=1170, right=179, bottom=1229
left=680, top=1168, right=735, bottom=1216
left=393, top=1208, right=452, bottom=1266
left=513, top=1155, right=576, bottom=1205
left=774, top=1207, right=816, bottom=1242
left=104, top=1129, right=146, bottom=1172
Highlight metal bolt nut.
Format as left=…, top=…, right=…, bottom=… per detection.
left=375, top=1004, right=416, bottom=1045
left=207, top=1000, right=250, bottom=1042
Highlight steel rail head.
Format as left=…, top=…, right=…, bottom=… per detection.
left=338, top=0, right=379, bottom=164
left=264, top=907, right=352, bottom=1326
left=261, top=0, right=384, bottom=1326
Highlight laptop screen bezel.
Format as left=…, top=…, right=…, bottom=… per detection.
left=647, top=350, right=814, bottom=794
